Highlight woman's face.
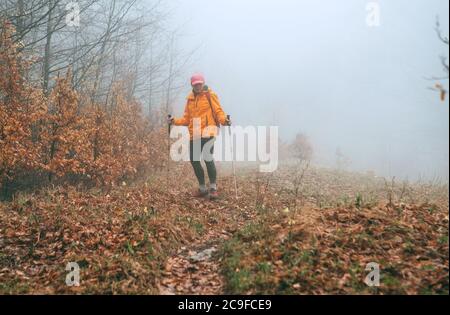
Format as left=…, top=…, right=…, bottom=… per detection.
left=192, top=83, right=204, bottom=93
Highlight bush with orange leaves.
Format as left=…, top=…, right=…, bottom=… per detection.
left=0, top=21, right=166, bottom=196
left=0, top=21, right=46, bottom=188
left=39, top=71, right=92, bottom=182
left=82, top=90, right=154, bottom=186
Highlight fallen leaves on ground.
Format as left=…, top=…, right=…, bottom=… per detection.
left=1, top=164, right=448, bottom=295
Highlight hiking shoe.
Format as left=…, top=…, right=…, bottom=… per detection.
left=193, top=189, right=209, bottom=198
left=209, top=189, right=219, bottom=201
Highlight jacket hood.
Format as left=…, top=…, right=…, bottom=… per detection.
left=188, top=85, right=211, bottom=100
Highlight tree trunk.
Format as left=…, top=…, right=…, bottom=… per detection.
left=43, top=1, right=55, bottom=94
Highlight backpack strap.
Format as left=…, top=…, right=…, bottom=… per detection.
left=203, top=87, right=220, bottom=127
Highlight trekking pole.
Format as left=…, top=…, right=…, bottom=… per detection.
left=227, top=115, right=238, bottom=199
left=167, top=115, right=172, bottom=188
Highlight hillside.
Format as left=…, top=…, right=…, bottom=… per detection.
left=1, top=163, right=448, bottom=294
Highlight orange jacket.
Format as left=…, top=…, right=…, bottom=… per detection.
left=173, top=87, right=227, bottom=140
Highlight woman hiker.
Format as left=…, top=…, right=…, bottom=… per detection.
left=168, top=73, right=231, bottom=200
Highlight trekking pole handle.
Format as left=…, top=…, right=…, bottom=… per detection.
left=168, top=115, right=172, bottom=134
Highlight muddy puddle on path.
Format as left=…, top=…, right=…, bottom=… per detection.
left=157, top=229, right=232, bottom=295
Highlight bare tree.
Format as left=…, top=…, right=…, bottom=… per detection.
left=1, top=0, right=195, bottom=122
left=336, top=146, right=351, bottom=171
left=428, top=17, right=449, bottom=102
left=289, top=133, right=313, bottom=209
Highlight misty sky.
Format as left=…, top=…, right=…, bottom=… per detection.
left=162, top=0, right=449, bottom=180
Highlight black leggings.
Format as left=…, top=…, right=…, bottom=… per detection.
left=189, top=137, right=217, bottom=186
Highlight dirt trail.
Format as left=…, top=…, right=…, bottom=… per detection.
left=157, top=177, right=253, bottom=295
